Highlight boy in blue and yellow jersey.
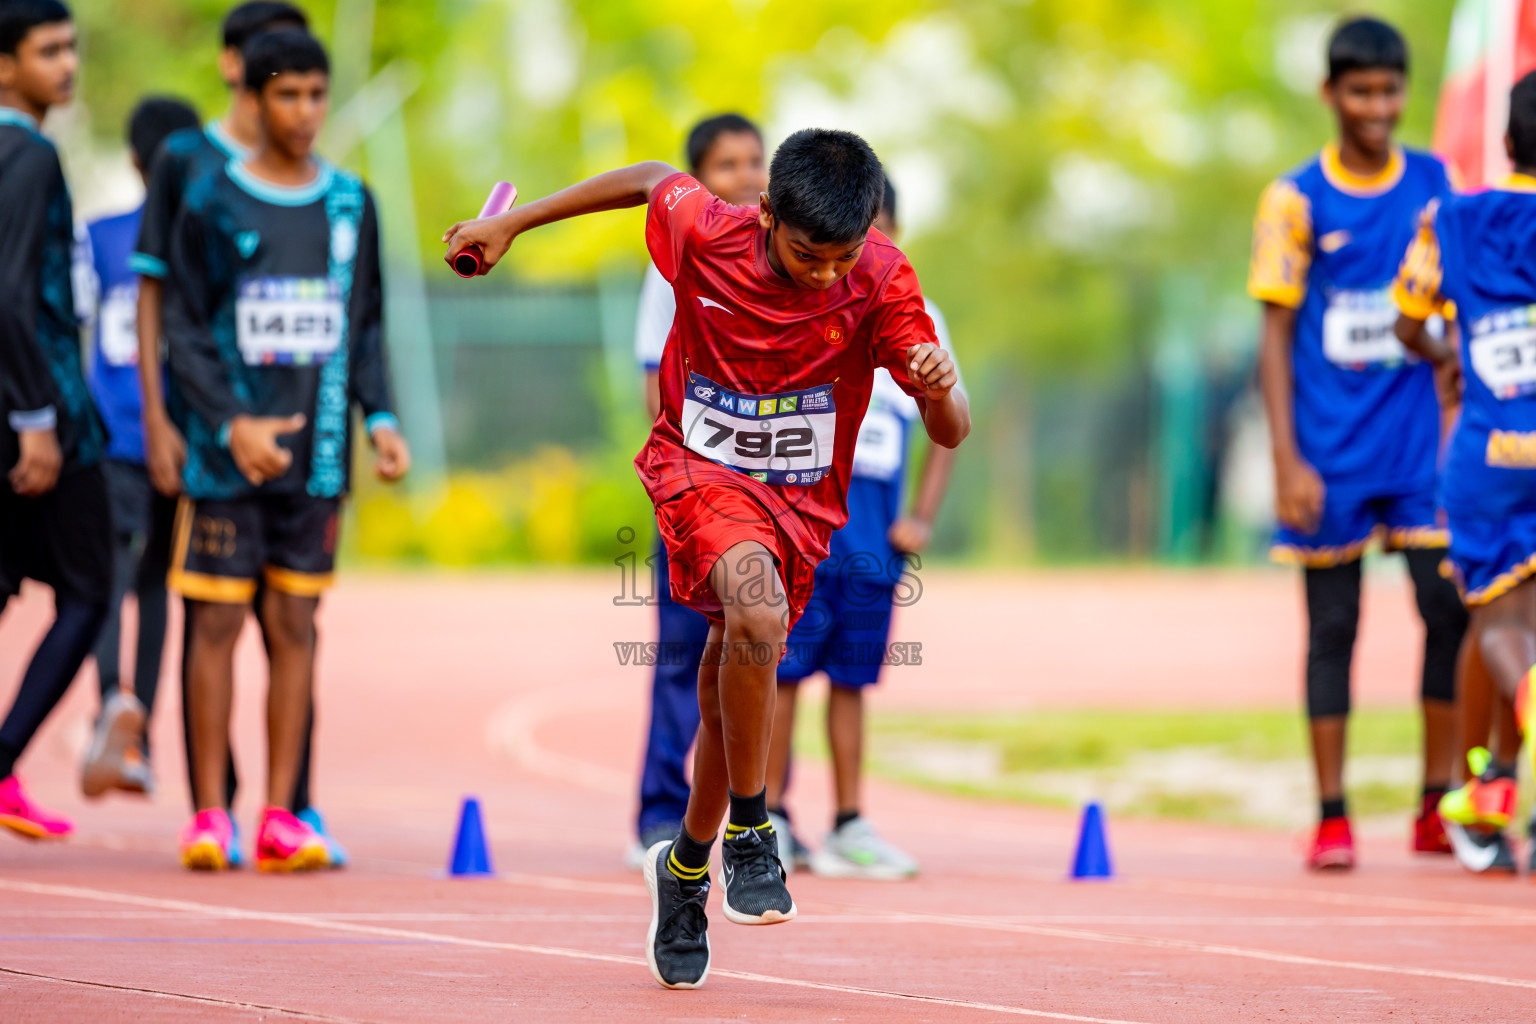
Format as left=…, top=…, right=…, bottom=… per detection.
left=164, top=31, right=408, bottom=872
left=1396, top=71, right=1536, bottom=875
left=1250, top=17, right=1467, bottom=871
left=0, top=0, right=112, bottom=842
left=76, top=96, right=200, bottom=801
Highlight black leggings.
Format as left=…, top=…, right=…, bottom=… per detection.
left=0, top=595, right=109, bottom=779
left=1305, top=548, right=1466, bottom=719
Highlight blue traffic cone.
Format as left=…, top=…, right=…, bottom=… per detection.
left=448, top=796, right=495, bottom=877
left=1070, top=801, right=1114, bottom=880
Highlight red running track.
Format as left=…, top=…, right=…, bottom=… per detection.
left=0, top=568, right=1532, bottom=1022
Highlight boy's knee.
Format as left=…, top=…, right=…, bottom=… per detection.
left=193, top=602, right=246, bottom=646
left=726, top=601, right=787, bottom=651
left=264, top=592, right=317, bottom=649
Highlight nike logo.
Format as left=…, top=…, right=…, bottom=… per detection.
left=722, top=863, right=735, bottom=886
left=1443, top=820, right=1504, bottom=873
left=697, top=296, right=734, bottom=314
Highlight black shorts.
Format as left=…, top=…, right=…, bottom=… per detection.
left=169, top=492, right=340, bottom=605
left=0, top=464, right=113, bottom=603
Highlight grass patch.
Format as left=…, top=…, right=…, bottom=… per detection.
left=870, top=707, right=1420, bottom=771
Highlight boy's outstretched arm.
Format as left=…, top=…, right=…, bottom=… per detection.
left=442, top=161, right=679, bottom=273
left=907, top=343, right=970, bottom=449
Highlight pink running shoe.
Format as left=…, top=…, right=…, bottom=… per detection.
left=0, top=775, right=73, bottom=839
left=179, top=808, right=235, bottom=871
left=255, top=806, right=330, bottom=873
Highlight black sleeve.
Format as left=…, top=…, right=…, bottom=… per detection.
left=0, top=140, right=63, bottom=422
left=348, top=188, right=395, bottom=427
left=131, top=143, right=185, bottom=279
left=163, top=203, right=246, bottom=431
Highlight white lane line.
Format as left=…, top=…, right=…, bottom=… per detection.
left=9, top=908, right=1536, bottom=928
left=835, top=906, right=1536, bottom=990
left=0, top=964, right=366, bottom=1021
left=1125, top=876, right=1536, bottom=918
left=0, top=878, right=1150, bottom=1024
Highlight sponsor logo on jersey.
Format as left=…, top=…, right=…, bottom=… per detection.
left=786, top=473, right=797, bottom=483
left=750, top=471, right=768, bottom=482
left=802, top=390, right=831, bottom=411
left=1319, top=230, right=1352, bottom=253
left=759, top=398, right=778, bottom=415
left=663, top=181, right=701, bottom=211
left=737, top=398, right=757, bottom=416
left=826, top=324, right=845, bottom=344
left=719, top=394, right=735, bottom=412
left=236, top=231, right=260, bottom=258
left=780, top=396, right=798, bottom=412
left=698, top=296, right=734, bottom=314
left=694, top=384, right=716, bottom=401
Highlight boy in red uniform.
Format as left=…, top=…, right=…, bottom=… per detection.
left=444, top=129, right=969, bottom=989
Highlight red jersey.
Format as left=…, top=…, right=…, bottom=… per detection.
left=636, top=172, right=937, bottom=561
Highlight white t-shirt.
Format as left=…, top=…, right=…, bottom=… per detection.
left=634, top=262, right=674, bottom=370
left=632, top=260, right=962, bottom=482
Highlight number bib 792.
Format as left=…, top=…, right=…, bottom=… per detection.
left=1469, top=306, right=1536, bottom=399
left=680, top=372, right=836, bottom=486
left=235, top=276, right=344, bottom=366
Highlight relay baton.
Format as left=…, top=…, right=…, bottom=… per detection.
left=451, top=181, right=518, bottom=278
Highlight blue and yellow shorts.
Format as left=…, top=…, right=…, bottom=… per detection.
left=1272, top=487, right=1446, bottom=568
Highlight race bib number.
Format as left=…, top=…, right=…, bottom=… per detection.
left=1469, top=306, right=1536, bottom=399
left=235, top=276, right=343, bottom=366
left=98, top=283, right=138, bottom=367
left=851, top=401, right=905, bottom=481
left=680, top=372, right=836, bottom=486
left=1321, top=289, right=1407, bottom=367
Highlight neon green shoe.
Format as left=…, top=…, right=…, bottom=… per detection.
left=1439, top=748, right=1516, bottom=830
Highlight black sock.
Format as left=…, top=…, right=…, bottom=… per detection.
left=1489, top=760, right=1518, bottom=781
left=834, top=809, right=860, bottom=830
left=667, top=826, right=713, bottom=887
left=725, top=788, right=770, bottom=844
left=1320, top=797, right=1347, bottom=821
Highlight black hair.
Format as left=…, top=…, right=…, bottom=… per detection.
left=222, top=1, right=307, bottom=51
left=1512, top=71, right=1536, bottom=168
left=685, top=113, right=761, bottom=174
left=1327, top=16, right=1408, bottom=82
left=880, top=174, right=897, bottom=224
left=0, top=0, right=70, bottom=56
left=127, top=96, right=200, bottom=168
left=767, top=128, right=885, bottom=245
left=242, top=28, right=328, bottom=93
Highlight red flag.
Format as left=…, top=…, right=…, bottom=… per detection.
left=1434, top=0, right=1536, bottom=186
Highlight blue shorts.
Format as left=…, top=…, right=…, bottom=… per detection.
left=1445, top=506, right=1536, bottom=607
left=778, top=569, right=895, bottom=688
left=1272, top=486, right=1446, bottom=568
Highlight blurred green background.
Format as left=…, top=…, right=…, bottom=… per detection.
left=55, top=0, right=1457, bottom=566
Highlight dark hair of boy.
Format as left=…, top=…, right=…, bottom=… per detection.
left=222, top=0, right=307, bottom=51
left=0, top=0, right=70, bottom=55
left=1327, top=16, right=1408, bottom=82
left=242, top=28, right=328, bottom=93
left=1511, top=70, right=1536, bottom=169
left=767, top=128, right=885, bottom=245
left=128, top=96, right=200, bottom=170
left=880, top=174, right=897, bottom=224
left=685, top=113, right=760, bottom=174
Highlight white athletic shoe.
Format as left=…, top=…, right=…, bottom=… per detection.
left=82, top=692, right=148, bottom=798
left=809, top=817, right=919, bottom=880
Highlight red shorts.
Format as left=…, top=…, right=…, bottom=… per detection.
left=653, top=479, right=818, bottom=631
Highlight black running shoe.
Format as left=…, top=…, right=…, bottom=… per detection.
left=643, top=841, right=711, bottom=989
left=720, top=825, right=797, bottom=925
